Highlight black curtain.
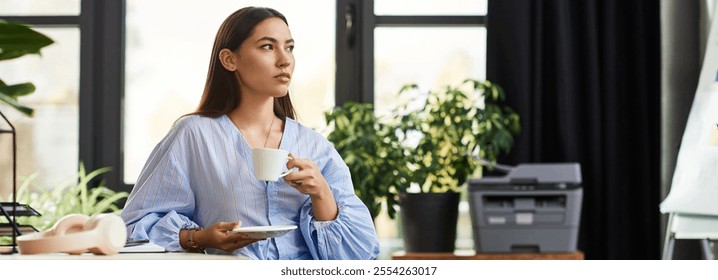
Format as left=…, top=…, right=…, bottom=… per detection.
left=487, top=0, right=661, bottom=259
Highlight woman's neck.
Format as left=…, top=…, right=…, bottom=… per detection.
left=228, top=93, right=283, bottom=149
left=232, top=99, right=275, bottom=128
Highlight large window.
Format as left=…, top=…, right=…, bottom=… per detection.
left=374, top=0, right=485, bottom=15
left=123, top=0, right=336, bottom=183
left=0, top=2, right=81, bottom=198
left=333, top=0, right=488, bottom=258
left=2, top=0, right=489, bottom=259
left=374, top=27, right=486, bottom=116
left=0, top=0, right=80, bottom=15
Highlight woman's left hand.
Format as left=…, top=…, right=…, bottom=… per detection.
left=283, top=153, right=338, bottom=221
left=283, top=153, right=332, bottom=199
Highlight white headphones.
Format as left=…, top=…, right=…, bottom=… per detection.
left=17, top=213, right=127, bottom=255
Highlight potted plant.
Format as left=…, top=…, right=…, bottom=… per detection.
left=325, top=79, right=520, bottom=252
left=324, top=102, right=410, bottom=220
left=393, top=79, right=520, bottom=252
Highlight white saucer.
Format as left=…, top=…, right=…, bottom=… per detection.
left=229, top=225, right=297, bottom=239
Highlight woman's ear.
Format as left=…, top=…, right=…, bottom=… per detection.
left=219, top=48, right=237, bottom=71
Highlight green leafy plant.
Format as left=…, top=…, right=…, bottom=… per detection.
left=395, top=79, right=521, bottom=193
left=0, top=19, right=54, bottom=116
left=325, top=79, right=520, bottom=220
left=325, top=102, right=410, bottom=219
left=0, top=164, right=129, bottom=237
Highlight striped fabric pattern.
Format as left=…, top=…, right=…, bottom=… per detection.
left=121, top=114, right=380, bottom=260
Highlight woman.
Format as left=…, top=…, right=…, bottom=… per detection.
left=121, top=6, right=380, bottom=260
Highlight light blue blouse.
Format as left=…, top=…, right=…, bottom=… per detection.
left=120, top=114, right=380, bottom=260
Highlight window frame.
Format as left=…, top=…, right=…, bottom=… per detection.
left=2, top=0, right=127, bottom=195
left=335, top=0, right=486, bottom=105
left=77, top=0, right=127, bottom=194
left=4, top=0, right=488, bottom=201
left=335, top=1, right=488, bottom=253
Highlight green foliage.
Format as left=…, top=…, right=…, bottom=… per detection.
left=0, top=163, right=128, bottom=240
left=325, top=102, right=410, bottom=219
left=325, top=79, right=520, bottom=220
left=0, top=20, right=54, bottom=116
left=395, top=79, right=521, bottom=193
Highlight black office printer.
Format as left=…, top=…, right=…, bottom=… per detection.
left=468, top=163, right=583, bottom=253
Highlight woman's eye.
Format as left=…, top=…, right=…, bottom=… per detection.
left=286, top=45, right=294, bottom=52
left=261, top=44, right=273, bottom=50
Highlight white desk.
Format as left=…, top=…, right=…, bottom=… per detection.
left=0, top=252, right=246, bottom=260
left=0, top=252, right=247, bottom=279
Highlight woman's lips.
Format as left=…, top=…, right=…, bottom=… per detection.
left=275, top=73, right=291, bottom=82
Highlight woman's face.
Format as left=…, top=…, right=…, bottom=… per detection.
left=234, top=17, right=295, bottom=98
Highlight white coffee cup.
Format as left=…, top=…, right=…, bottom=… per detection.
left=252, top=148, right=295, bottom=181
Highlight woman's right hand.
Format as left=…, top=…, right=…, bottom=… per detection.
left=195, top=221, right=265, bottom=253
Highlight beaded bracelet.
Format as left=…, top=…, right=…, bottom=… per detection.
left=185, top=227, right=205, bottom=253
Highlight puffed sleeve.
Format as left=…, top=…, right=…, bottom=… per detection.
left=299, top=143, right=380, bottom=260
left=120, top=119, right=199, bottom=252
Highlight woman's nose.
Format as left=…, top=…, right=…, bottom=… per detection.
left=277, top=50, right=292, bottom=68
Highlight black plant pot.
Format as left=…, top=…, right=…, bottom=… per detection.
left=399, top=192, right=460, bottom=252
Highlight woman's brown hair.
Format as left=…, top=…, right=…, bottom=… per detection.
left=193, top=7, right=296, bottom=120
